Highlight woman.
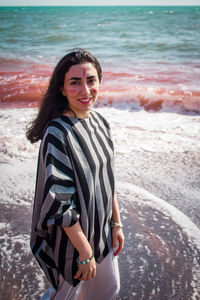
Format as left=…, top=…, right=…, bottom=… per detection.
left=26, top=49, right=124, bottom=300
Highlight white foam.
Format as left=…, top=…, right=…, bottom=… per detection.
left=1, top=107, right=200, bottom=163
left=118, top=181, right=200, bottom=249
left=0, top=222, right=10, bottom=230
left=117, top=181, right=200, bottom=298
left=0, top=108, right=39, bottom=161
left=97, top=107, right=200, bottom=154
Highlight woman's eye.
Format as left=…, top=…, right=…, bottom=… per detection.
left=88, top=79, right=96, bottom=84
left=70, top=81, right=80, bottom=85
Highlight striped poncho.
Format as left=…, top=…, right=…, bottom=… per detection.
left=30, top=110, right=115, bottom=289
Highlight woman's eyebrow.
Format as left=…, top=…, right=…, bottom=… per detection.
left=69, top=75, right=96, bottom=81
left=69, top=77, right=81, bottom=80
left=87, top=75, right=96, bottom=79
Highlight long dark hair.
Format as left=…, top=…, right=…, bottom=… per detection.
left=26, top=49, right=102, bottom=143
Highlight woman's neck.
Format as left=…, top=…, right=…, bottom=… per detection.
left=64, top=109, right=90, bottom=119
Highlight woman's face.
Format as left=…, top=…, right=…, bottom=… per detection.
left=61, top=62, right=100, bottom=118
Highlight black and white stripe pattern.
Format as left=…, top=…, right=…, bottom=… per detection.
left=30, top=110, right=115, bottom=288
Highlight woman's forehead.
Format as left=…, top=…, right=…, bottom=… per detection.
left=66, top=63, right=98, bottom=79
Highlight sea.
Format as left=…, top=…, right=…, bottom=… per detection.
left=0, top=6, right=200, bottom=300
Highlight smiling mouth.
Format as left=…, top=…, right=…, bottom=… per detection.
left=79, top=98, right=92, bottom=104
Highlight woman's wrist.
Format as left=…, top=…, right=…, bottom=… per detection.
left=63, top=222, right=93, bottom=261
left=77, top=251, right=94, bottom=265
left=111, top=220, right=123, bottom=228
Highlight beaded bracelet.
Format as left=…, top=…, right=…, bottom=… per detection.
left=76, top=251, right=94, bottom=265
left=111, top=221, right=123, bottom=228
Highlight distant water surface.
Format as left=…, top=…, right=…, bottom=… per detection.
left=0, top=6, right=200, bottom=63
left=0, top=6, right=200, bottom=111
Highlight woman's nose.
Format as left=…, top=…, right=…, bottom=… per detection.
left=81, top=83, right=90, bottom=96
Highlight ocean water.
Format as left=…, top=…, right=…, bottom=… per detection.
left=0, top=6, right=200, bottom=300
left=0, top=6, right=200, bottom=111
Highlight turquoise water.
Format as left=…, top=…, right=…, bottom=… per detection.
left=0, top=6, right=200, bottom=111
left=0, top=6, right=200, bottom=65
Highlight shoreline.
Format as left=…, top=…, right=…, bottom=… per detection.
left=0, top=152, right=200, bottom=299
left=0, top=107, right=200, bottom=299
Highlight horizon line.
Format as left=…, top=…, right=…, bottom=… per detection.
left=0, top=4, right=199, bottom=6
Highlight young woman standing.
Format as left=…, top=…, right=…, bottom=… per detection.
left=26, top=49, right=124, bottom=300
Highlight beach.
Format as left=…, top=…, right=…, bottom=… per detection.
left=0, top=5, right=200, bottom=300
left=0, top=107, right=200, bottom=299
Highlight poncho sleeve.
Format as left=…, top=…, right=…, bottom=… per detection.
left=36, top=124, right=80, bottom=235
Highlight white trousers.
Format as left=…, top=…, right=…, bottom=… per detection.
left=41, top=249, right=120, bottom=300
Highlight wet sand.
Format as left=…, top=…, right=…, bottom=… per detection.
left=117, top=188, right=200, bottom=299
left=115, top=148, right=200, bottom=299
left=0, top=148, right=200, bottom=300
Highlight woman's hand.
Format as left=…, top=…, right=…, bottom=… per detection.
left=112, top=227, right=124, bottom=256
left=74, top=251, right=96, bottom=281
left=63, top=222, right=96, bottom=281
left=111, top=192, right=124, bottom=256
